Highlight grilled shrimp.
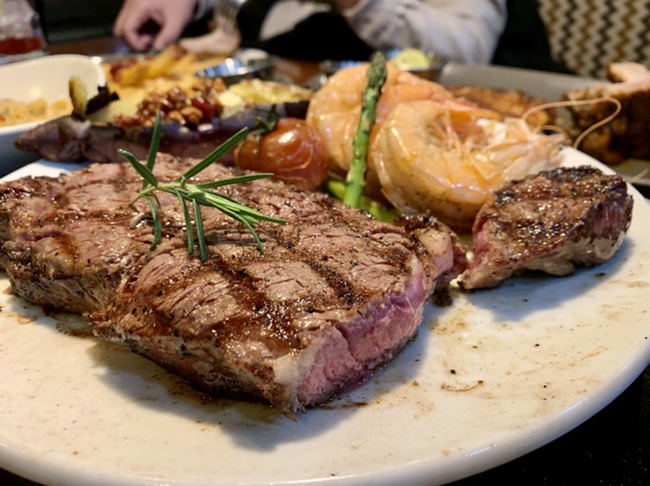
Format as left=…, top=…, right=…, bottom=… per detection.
left=371, top=100, right=566, bottom=232
left=306, top=62, right=499, bottom=197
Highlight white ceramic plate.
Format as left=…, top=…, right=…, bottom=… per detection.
left=0, top=54, right=106, bottom=176
left=0, top=149, right=649, bottom=486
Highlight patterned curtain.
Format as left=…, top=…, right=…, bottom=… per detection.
left=537, top=0, right=650, bottom=78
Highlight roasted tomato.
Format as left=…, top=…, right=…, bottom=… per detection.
left=234, top=117, right=329, bottom=191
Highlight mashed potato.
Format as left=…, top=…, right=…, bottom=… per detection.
left=0, top=97, right=72, bottom=127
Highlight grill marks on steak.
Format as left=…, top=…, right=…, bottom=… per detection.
left=0, top=154, right=464, bottom=415
left=97, top=245, right=432, bottom=412
left=93, top=176, right=458, bottom=414
left=0, top=161, right=196, bottom=313
left=2, top=155, right=631, bottom=413
left=458, top=165, right=633, bottom=290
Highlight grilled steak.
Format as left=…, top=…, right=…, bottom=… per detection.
left=458, top=165, right=633, bottom=290
left=0, top=155, right=466, bottom=415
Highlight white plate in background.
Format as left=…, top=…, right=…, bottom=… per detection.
left=0, top=54, right=106, bottom=176
left=0, top=149, right=648, bottom=486
left=438, top=62, right=607, bottom=101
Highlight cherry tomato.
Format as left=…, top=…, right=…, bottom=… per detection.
left=234, top=118, right=329, bottom=192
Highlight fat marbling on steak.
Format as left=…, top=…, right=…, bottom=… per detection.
left=0, top=154, right=467, bottom=415
left=458, top=165, right=633, bottom=290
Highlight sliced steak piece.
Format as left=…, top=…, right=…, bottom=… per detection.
left=0, top=155, right=466, bottom=416
left=0, top=159, right=200, bottom=313
left=458, top=165, right=633, bottom=290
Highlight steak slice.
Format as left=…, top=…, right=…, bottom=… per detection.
left=458, top=165, right=633, bottom=290
left=0, top=160, right=196, bottom=313
left=0, top=155, right=466, bottom=415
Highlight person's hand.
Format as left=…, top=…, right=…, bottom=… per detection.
left=113, top=0, right=198, bottom=51
left=180, top=28, right=241, bottom=56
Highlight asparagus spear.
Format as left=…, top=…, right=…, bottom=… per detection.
left=343, top=51, right=388, bottom=208
left=327, top=180, right=397, bottom=223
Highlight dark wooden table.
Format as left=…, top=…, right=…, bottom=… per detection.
left=2, top=37, right=649, bottom=486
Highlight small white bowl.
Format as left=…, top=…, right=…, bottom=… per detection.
left=0, top=54, right=106, bottom=175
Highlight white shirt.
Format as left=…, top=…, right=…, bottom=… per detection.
left=198, top=0, right=507, bottom=64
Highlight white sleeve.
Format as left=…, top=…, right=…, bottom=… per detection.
left=194, top=0, right=217, bottom=20
left=343, top=0, right=508, bottom=64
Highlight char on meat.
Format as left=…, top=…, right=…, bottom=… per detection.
left=458, top=165, right=633, bottom=290
left=0, top=155, right=466, bottom=416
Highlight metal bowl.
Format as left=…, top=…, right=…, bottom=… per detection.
left=319, top=59, right=364, bottom=76
left=195, top=48, right=277, bottom=85
left=385, top=49, right=448, bottom=81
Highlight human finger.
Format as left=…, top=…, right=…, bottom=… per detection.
left=115, top=7, right=156, bottom=51
left=151, top=12, right=193, bottom=50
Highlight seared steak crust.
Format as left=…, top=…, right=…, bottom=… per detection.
left=459, top=165, right=633, bottom=290
left=0, top=162, right=186, bottom=313
left=0, top=155, right=465, bottom=415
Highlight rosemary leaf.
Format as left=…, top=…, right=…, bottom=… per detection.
left=122, top=111, right=286, bottom=261
left=195, top=172, right=276, bottom=189
left=146, top=111, right=163, bottom=174
left=121, top=149, right=159, bottom=188
left=219, top=205, right=266, bottom=252
left=180, top=128, right=249, bottom=182
left=194, top=189, right=285, bottom=224
left=193, top=199, right=208, bottom=261
left=143, top=196, right=163, bottom=249
left=173, top=188, right=195, bottom=257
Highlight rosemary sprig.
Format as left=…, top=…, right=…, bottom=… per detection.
left=118, top=112, right=286, bottom=261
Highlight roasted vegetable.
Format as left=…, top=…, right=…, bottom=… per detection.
left=343, top=51, right=387, bottom=208
left=234, top=115, right=328, bottom=191
left=15, top=102, right=310, bottom=165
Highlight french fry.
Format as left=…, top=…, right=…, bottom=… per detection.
left=68, top=76, right=88, bottom=117
left=107, top=47, right=232, bottom=94
left=170, top=52, right=200, bottom=78
left=147, top=45, right=184, bottom=79
left=117, top=62, right=149, bottom=87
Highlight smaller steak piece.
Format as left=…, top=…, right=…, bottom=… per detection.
left=459, top=165, right=633, bottom=290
